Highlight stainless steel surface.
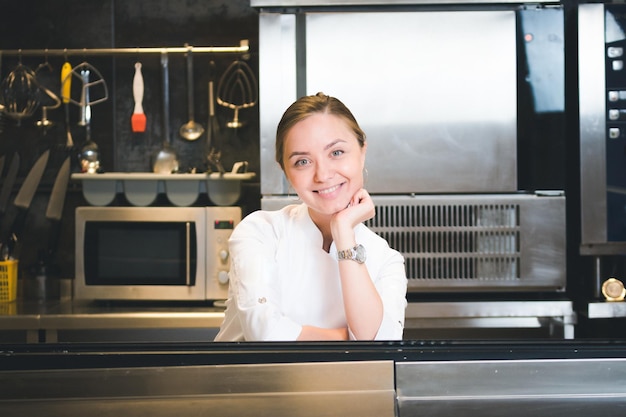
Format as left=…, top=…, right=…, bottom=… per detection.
left=74, top=206, right=240, bottom=301
left=0, top=40, right=250, bottom=56
left=0, top=299, right=225, bottom=343
left=263, top=193, right=567, bottom=292
left=252, top=0, right=560, bottom=6
left=258, top=12, right=297, bottom=193
left=0, top=361, right=395, bottom=417
left=0, top=299, right=575, bottom=342
left=579, top=3, right=608, bottom=246
left=396, top=358, right=626, bottom=416
left=259, top=9, right=518, bottom=195
left=588, top=301, right=626, bottom=318
left=405, top=301, right=575, bottom=339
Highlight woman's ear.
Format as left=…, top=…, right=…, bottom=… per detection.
left=361, top=141, right=368, bottom=165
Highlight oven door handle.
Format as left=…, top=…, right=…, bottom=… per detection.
left=186, top=221, right=191, bottom=286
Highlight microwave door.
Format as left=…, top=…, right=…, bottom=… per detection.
left=75, top=207, right=208, bottom=301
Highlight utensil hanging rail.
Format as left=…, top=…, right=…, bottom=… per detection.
left=0, top=40, right=249, bottom=56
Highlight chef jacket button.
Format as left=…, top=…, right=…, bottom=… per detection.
left=258, top=297, right=267, bottom=304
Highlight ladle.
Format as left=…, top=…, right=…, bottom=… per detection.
left=179, top=45, right=204, bottom=141
left=153, top=51, right=179, bottom=174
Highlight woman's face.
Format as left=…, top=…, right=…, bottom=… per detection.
left=283, top=113, right=367, bottom=218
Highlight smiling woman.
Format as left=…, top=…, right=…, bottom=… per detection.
left=214, top=93, right=408, bottom=342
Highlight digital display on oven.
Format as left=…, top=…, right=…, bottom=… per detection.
left=214, top=220, right=234, bottom=230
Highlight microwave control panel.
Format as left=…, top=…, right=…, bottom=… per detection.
left=206, top=206, right=242, bottom=300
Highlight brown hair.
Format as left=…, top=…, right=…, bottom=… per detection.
left=275, top=92, right=366, bottom=170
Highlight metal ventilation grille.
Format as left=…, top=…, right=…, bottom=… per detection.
left=365, top=203, right=521, bottom=285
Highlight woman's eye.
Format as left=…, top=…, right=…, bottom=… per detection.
left=331, top=149, right=344, bottom=157
left=294, top=159, right=310, bottom=167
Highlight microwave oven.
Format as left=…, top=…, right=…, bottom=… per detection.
left=74, top=206, right=241, bottom=301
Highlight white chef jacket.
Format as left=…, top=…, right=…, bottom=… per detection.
left=214, top=203, right=408, bottom=341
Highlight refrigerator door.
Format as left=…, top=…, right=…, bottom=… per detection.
left=259, top=9, right=518, bottom=195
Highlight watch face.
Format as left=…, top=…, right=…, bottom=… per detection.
left=602, top=278, right=626, bottom=302
left=338, top=244, right=366, bottom=263
left=355, top=244, right=366, bottom=263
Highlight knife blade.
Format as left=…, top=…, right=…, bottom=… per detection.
left=14, top=150, right=49, bottom=210
left=44, top=156, right=71, bottom=262
left=1, top=150, right=50, bottom=259
left=0, top=153, right=19, bottom=216
left=45, top=156, right=70, bottom=221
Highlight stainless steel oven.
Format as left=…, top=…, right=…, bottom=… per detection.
left=74, top=206, right=241, bottom=301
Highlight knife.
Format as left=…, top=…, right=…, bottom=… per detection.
left=0, top=153, right=19, bottom=217
left=44, top=156, right=70, bottom=262
left=1, top=150, right=50, bottom=259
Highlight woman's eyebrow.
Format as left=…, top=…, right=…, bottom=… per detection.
left=324, top=139, right=346, bottom=150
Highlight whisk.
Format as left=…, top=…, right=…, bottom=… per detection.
left=0, top=63, right=42, bottom=125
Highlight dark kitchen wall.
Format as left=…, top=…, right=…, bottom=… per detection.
left=0, top=0, right=260, bottom=284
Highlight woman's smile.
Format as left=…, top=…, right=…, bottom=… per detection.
left=316, top=183, right=343, bottom=197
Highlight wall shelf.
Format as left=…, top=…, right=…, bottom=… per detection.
left=71, top=171, right=256, bottom=207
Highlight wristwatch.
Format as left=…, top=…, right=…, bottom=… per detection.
left=337, top=244, right=366, bottom=264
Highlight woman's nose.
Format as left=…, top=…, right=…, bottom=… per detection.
left=314, top=160, right=332, bottom=182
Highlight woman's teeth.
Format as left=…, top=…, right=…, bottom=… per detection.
left=318, top=184, right=340, bottom=195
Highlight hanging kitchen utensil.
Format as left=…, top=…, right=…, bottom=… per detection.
left=60, top=62, right=108, bottom=172
left=207, top=147, right=225, bottom=176
left=153, top=51, right=179, bottom=174
left=62, top=61, right=108, bottom=124
left=34, top=60, right=61, bottom=134
left=0, top=62, right=42, bottom=125
left=179, top=45, right=204, bottom=141
left=44, top=156, right=70, bottom=262
left=77, top=68, right=100, bottom=173
left=216, top=59, right=258, bottom=129
left=0, top=150, right=49, bottom=260
left=206, top=60, right=221, bottom=167
left=25, top=155, right=71, bottom=300
left=0, top=153, right=19, bottom=224
left=60, top=60, right=73, bottom=146
left=131, top=62, right=147, bottom=133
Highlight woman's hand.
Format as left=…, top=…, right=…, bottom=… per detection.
left=330, top=188, right=375, bottom=248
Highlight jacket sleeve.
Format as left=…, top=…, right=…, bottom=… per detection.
left=372, top=248, right=408, bottom=340
left=227, top=213, right=303, bottom=341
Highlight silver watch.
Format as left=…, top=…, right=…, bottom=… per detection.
left=337, top=244, right=366, bottom=264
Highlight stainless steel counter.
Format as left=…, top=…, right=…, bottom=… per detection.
left=588, top=301, right=626, bottom=318
left=0, top=298, right=576, bottom=343
left=0, top=300, right=226, bottom=343
left=2, top=341, right=626, bottom=417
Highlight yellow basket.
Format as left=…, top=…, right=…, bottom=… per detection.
left=0, top=259, right=18, bottom=303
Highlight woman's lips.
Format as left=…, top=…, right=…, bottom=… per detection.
left=315, top=183, right=342, bottom=197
